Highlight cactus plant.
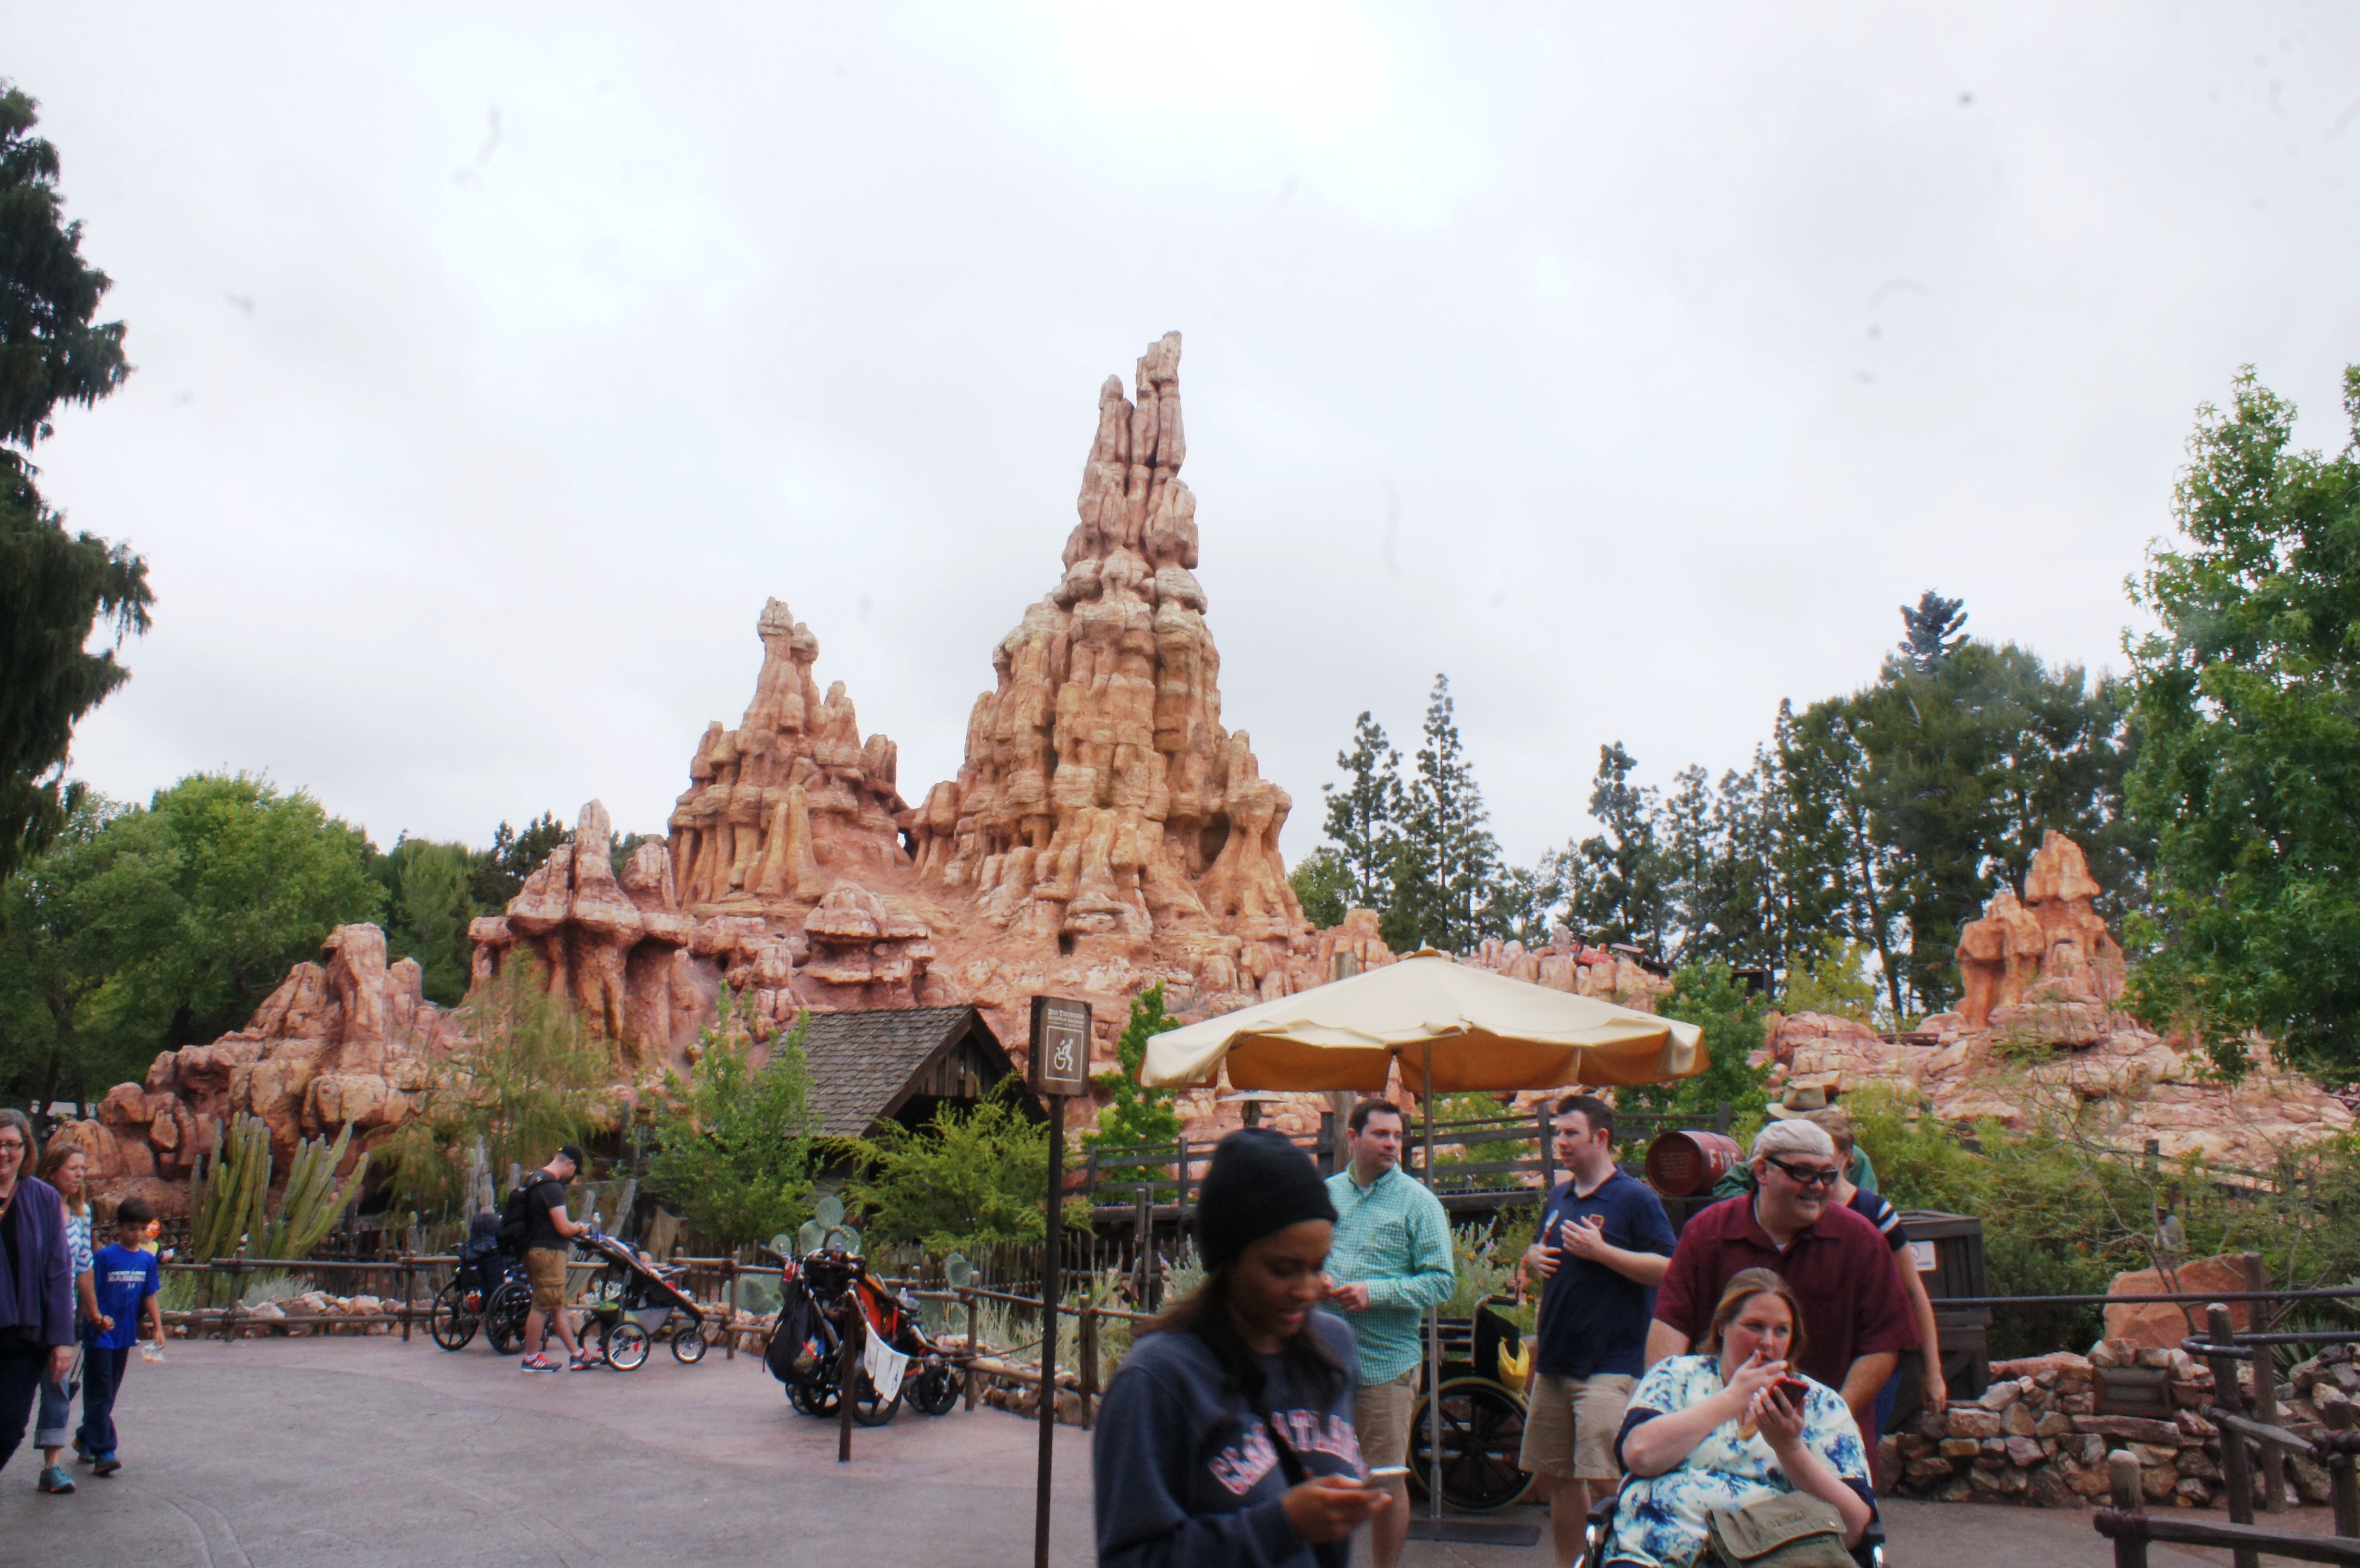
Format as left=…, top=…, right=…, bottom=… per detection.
left=189, top=1113, right=370, bottom=1292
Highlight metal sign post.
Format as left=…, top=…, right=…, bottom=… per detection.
left=1029, top=995, right=1092, bottom=1568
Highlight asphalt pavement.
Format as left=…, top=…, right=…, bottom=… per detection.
left=0, top=1335, right=2332, bottom=1566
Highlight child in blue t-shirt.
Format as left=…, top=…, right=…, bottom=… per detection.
left=80, top=1195, right=163, bottom=1475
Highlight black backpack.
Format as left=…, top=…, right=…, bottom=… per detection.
left=497, top=1177, right=545, bottom=1250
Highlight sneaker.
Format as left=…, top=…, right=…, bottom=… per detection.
left=37, top=1464, right=74, bottom=1494
left=569, top=1349, right=600, bottom=1371
left=518, top=1353, right=561, bottom=1373
left=90, top=1455, right=121, bottom=1477
left=72, top=1441, right=91, bottom=1465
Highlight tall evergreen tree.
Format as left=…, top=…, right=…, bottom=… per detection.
left=1319, top=712, right=1403, bottom=912
left=1385, top=675, right=1503, bottom=953
left=1572, top=741, right=1669, bottom=957
left=0, top=85, right=144, bottom=880
left=1898, top=590, right=1968, bottom=673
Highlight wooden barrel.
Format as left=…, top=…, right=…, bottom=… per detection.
left=1644, top=1130, right=1744, bottom=1196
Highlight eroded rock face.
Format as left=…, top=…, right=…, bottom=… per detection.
left=1956, top=831, right=2126, bottom=1028
left=1757, top=833, right=2352, bottom=1167
left=56, top=922, right=467, bottom=1212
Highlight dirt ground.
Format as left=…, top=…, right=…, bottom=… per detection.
left=0, top=1335, right=2333, bottom=1566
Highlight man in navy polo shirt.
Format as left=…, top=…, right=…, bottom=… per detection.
left=1519, top=1094, right=1675, bottom=1568
left=1646, top=1117, right=1917, bottom=1443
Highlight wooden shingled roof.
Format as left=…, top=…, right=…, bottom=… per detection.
left=797, top=1004, right=1042, bottom=1138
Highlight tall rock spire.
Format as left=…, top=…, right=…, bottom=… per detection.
left=907, top=332, right=1305, bottom=980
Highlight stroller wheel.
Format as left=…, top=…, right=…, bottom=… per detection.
left=672, top=1325, right=709, bottom=1364
left=606, top=1321, right=651, bottom=1370
left=484, top=1281, right=531, bottom=1357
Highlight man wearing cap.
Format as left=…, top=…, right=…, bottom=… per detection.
left=518, top=1146, right=594, bottom=1373
left=1519, top=1094, right=1676, bottom=1568
left=1645, top=1119, right=1917, bottom=1441
left=1323, top=1101, right=1453, bottom=1568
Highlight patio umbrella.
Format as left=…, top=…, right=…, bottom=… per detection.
left=1139, top=953, right=1707, bottom=1533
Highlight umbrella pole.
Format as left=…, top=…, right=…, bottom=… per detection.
left=1424, top=1054, right=1441, bottom=1523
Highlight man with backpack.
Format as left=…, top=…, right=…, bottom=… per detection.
left=506, top=1146, right=593, bottom=1373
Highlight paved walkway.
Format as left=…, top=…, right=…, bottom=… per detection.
left=0, top=1336, right=2334, bottom=1565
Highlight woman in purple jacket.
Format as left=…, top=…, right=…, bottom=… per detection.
left=0, top=1109, right=78, bottom=1478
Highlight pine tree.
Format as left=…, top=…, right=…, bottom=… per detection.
left=1898, top=590, right=1968, bottom=674
left=1386, top=676, right=1504, bottom=953
left=1572, top=741, right=1669, bottom=957
left=1319, top=712, right=1403, bottom=912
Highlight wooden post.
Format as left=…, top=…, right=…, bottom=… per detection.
left=2243, top=1253, right=2284, bottom=1511
left=1038, top=1121, right=1066, bottom=1568
left=2323, top=1396, right=2359, bottom=1540
left=725, top=1255, right=739, bottom=1361
left=226, top=1256, right=243, bottom=1343
left=837, top=1305, right=860, bottom=1463
left=1133, top=1187, right=1153, bottom=1308
left=1537, top=1101, right=1556, bottom=1194
left=2108, top=1449, right=2148, bottom=1568
left=2205, top=1303, right=2261, bottom=1568
left=1175, top=1138, right=1191, bottom=1225
left=401, top=1252, right=416, bottom=1342
left=1079, top=1306, right=1099, bottom=1429
left=964, top=1289, right=981, bottom=1412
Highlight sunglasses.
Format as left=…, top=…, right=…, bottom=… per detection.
left=1763, top=1155, right=1841, bottom=1189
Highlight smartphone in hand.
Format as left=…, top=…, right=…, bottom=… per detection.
left=1772, top=1378, right=1809, bottom=1407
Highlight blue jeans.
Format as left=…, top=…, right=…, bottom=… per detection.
left=35, top=1345, right=79, bottom=1447
left=76, top=1345, right=131, bottom=1458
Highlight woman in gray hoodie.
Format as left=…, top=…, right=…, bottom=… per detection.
left=1094, top=1128, right=1390, bottom=1568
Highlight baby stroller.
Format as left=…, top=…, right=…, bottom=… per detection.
left=762, top=1238, right=960, bottom=1424
left=430, top=1212, right=529, bottom=1353
left=576, top=1230, right=710, bottom=1369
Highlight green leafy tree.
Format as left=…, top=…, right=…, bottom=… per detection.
left=1619, top=960, right=1769, bottom=1125
left=1572, top=741, right=1669, bottom=957
left=844, top=1082, right=1082, bottom=1253
left=377, top=954, right=615, bottom=1213
left=467, top=812, right=566, bottom=907
left=1288, top=847, right=1351, bottom=931
left=643, top=998, right=820, bottom=1250
left=0, top=789, right=122, bottom=1106
left=2124, top=365, right=2360, bottom=1077
left=0, top=85, right=145, bottom=881
left=1385, top=675, right=1504, bottom=953
left=1319, top=712, right=1404, bottom=911
left=1090, top=982, right=1183, bottom=1148
left=376, top=839, right=476, bottom=1006
left=0, top=774, right=383, bottom=1094
left=1897, top=589, right=1968, bottom=673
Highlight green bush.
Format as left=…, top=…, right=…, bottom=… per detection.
left=643, top=996, right=820, bottom=1252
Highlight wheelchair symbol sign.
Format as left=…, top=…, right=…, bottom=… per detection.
left=1029, top=996, right=1093, bottom=1096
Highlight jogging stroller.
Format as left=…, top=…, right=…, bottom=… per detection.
left=576, top=1230, right=710, bottom=1369
left=429, top=1212, right=529, bottom=1353
left=762, top=1241, right=961, bottom=1424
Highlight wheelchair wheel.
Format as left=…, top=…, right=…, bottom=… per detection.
left=428, top=1282, right=479, bottom=1351
left=1406, top=1377, right=1536, bottom=1512
left=484, top=1280, right=532, bottom=1357
left=909, top=1361, right=961, bottom=1416
left=672, top=1323, right=709, bottom=1364
left=606, top=1321, right=651, bottom=1370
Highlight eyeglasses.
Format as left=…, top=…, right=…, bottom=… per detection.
left=1763, top=1155, right=1840, bottom=1189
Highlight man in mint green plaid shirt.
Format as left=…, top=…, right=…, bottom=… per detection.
left=1324, top=1099, right=1454, bottom=1568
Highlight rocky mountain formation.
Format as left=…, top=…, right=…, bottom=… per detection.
left=1759, top=831, right=2351, bottom=1166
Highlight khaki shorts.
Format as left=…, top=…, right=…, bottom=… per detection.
left=1354, top=1369, right=1420, bottom=1470
left=1517, top=1371, right=1637, bottom=1482
left=525, top=1247, right=569, bottom=1312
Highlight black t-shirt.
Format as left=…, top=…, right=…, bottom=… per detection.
left=521, top=1175, right=568, bottom=1250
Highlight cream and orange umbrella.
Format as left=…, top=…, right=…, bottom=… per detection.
left=1138, top=952, right=1706, bottom=1527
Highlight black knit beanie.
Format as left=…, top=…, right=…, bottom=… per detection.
left=1195, top=1127, right=1338, bottom=1271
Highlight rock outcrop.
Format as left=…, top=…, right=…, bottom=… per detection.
left=1756, top=833, right=2353, bottom=1166
left=53, top=923, right=467, bottom=1214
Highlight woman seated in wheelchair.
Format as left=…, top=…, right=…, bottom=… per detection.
left=1600, top=1268, right=1873, bottom=1568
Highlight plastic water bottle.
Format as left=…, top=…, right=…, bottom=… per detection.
left=138, top=1339, right=164, bottom=1364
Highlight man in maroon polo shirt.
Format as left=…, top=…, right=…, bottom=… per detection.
left=1645, top=1118, right=1916, bottom=1441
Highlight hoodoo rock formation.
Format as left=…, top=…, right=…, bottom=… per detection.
left=58, top=924, right=467, bottom=1213
left=1756, top=832, right=2352, bottom=1166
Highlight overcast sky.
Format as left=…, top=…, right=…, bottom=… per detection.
left=11, top=4, right=2360, bottom=870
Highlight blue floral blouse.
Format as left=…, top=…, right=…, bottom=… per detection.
left=1606, top=1355, right=1870, bottom=1568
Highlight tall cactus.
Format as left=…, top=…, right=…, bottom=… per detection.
left=190, top=1113, right=369, bottom=1267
